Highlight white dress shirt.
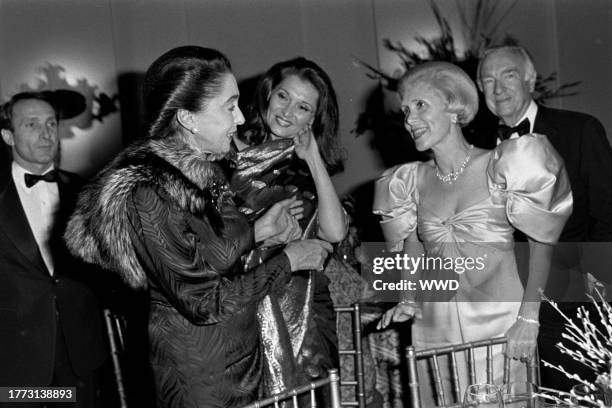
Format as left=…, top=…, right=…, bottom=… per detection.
left=11, top=161, right=59, bottom=276
left=497, top=100, right=538, bottom=144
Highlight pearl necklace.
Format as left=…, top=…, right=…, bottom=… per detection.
left=435, top=144, right=474, bottom=184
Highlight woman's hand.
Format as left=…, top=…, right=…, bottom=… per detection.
left=376, top=301, right=422, bottom=330
left=293, top=125, right=319, bottom=162
left=254, top=197, right=304, bottom=244
left=504, top=238, right=548, bottom=361
left=504, top=317, right=539, bottom=361
left=283, top=239, right=333, bottom=271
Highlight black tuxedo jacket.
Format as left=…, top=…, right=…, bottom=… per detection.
left=532, top=105, right=612, bottom=242
left=479, top=104, right=612, bottom=242
left=0, top=169, right=107, bottom=386
left=488, top=105, right=612, bottom=297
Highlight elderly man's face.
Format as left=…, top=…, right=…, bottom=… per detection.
left=1, top=99, right=59, bottom=173
left=479, top=50, right=535, bottom=126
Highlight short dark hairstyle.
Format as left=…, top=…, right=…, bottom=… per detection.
left=143, top=46, right=232, bottom=141
left=0, top=91, right=58, bottom=132
left=238, top=57, right=344, bottom=174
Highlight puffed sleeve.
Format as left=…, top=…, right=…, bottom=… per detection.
left=487, top=134, right=573, bottom=243
left=373, top=162, right=420, bottom=246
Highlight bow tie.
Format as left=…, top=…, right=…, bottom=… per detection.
left=496, top=118, right=530, bottom=141
left=24, top=170, right=57, bottom=188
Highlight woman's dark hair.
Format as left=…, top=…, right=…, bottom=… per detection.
left=143, top=46, right=231, bottom=140
left=239, top=57, right=344, bottom=174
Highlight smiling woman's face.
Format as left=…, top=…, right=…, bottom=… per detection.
left=400, top=82, right=453, bottom=152
left=265, top=74, right=319, bottom=140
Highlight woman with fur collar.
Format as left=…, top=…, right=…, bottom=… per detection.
left=65, top=46, right=333, bottom=408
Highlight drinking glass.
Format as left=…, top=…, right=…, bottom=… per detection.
left=463, top=383, right=504, bottom=407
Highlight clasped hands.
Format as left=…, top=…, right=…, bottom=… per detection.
left=253, top=196, right=332, bottom=272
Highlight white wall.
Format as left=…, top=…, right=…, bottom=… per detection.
left=372, top=0, right=612, bottom=142
left=0, top=0, right=380, bottom=195
left=0, top=0, right=123, bottom=178
left=1, top=0, right=610, bottom=193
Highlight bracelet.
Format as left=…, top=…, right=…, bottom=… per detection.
left=517, top=315, right=540, bottom=326
left=399, top=299, right=417, bottom=306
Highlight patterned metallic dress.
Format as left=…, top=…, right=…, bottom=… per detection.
left=231, top=138, right=339, bottom=398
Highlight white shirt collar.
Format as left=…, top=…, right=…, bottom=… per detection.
left=10, top=160, right=59, bottom=276
left=11, top=161, right=55, bottom=189
left=511, top=100, right=538, bottom=133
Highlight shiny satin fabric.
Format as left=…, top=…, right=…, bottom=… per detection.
left=232, top=139, right=296, bottom=218
left=487, top=134, right=573, bottom=244
left=232, top=138, right=317, bottom=396
left=373, top=134, right=573, bottom=304
left=374, top=134, right=573, bottom=246
left=373, top=135, right=573, bottom=404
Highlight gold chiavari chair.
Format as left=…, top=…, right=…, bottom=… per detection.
left=406, top=336, right=539, bottom=408
left=334, top=304, right=366, bottom=408
left=241, top=369, right=342, bottom=408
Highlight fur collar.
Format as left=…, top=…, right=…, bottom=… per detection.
left=65, top=136, right=230, bottom=289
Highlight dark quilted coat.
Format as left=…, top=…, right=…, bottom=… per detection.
left=65, top=136, right=291, bottom=407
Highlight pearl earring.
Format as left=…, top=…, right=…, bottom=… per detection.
left=190, top=127, right=198, bottom=134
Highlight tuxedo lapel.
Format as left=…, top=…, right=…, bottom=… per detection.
left=55, top=170, right=80, bottom=225
left=0, top=178, right=49, bottom=274
left=56, top=173, right=71, bottom=215
left=534, top=105, right=560, bottom=143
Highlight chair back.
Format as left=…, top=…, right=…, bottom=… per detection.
left=406, top=336, right=539, bottom=408
left=241, top=369, right=341, bottom=408
left=103, top=308, right=128, bottom=408
left=334, top=304, right=366, bottom=407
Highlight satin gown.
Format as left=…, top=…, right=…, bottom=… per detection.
left=373, top=135, right=573, bottom=403
left=231, top=138, right=339, bottom=399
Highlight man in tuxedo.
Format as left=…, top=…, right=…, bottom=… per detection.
left=0, top=92, right=107, bottom=407
left=477, top=45, right=612, bottom=391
